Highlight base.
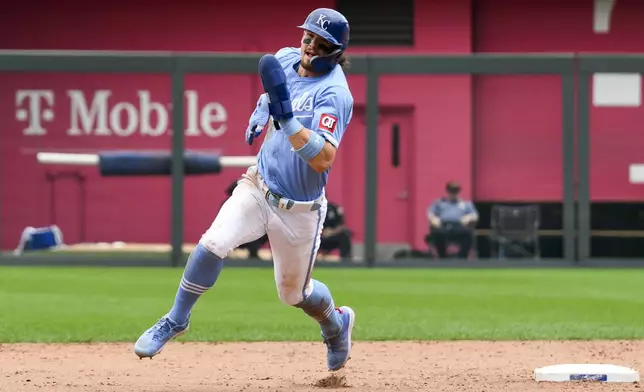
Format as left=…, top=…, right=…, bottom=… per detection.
left=534, top=364, right=640, bottom=383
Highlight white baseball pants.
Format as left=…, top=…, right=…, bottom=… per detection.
left=198, top=165, right=327, bottom=306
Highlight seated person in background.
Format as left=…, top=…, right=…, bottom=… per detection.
left=426, top=181, right=478, bottom=258
left=223, top=179, right=269, bottom=259
left=318, top=201, right=353, bottom=262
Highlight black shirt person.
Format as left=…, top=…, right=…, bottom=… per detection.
left=319, top=202, right=352, bottom=261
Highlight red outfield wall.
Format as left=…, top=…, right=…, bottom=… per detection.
left=1, top=0, right=643, bottom=251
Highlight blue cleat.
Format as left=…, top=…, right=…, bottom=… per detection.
left=133, top=313, right=189, bottom=359
left=323, top=306, right=356, bottom=371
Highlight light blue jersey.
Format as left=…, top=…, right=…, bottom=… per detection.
left=257, top=47, right=354, bottom=202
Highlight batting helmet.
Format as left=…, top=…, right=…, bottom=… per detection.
left=297, top=8, right=350, bottom=73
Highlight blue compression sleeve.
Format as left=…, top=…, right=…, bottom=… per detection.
left=294, top=131, right=325, bottom=162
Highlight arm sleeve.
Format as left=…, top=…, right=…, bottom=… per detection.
left=428, top=201, right=439, bottom=216
left=465, top=202, right=479, bottom=217
left=310, top=86, right=354, bottom=148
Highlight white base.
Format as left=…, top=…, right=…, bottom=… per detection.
left=534, top=364, right=640, bottom=383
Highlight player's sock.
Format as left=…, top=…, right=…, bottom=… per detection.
left=168, top=243, right=223, bottom=325
left=295, top=279, right=343, bottom=338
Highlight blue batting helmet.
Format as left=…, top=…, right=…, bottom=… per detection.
left=297, top=8, right=350, bottom=72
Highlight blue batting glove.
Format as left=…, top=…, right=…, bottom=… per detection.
left=245, top=94, right=270, bottom=145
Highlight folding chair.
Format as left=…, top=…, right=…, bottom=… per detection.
left=489, top=204, right=541, bottom=259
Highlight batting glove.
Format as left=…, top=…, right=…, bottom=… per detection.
left=245, top=93, right=271, bottom=145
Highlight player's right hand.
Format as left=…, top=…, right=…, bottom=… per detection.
left=245, top=93, right=271, bottom=145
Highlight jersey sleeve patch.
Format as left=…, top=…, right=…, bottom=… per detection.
left=318, top=113, right=338, bottom=134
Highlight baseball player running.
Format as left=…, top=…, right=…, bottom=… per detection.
left=134, top=8, right=356, bottom=372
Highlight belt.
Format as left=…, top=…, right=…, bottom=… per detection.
left=258, top=175, right=323, bottom=213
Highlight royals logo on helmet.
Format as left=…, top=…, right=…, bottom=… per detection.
left=319, top=114, right=337, bottom=133
left=316, top=14, right=330, bottom=30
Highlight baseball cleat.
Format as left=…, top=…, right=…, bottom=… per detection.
left=133, top=313, right=189, bottom=359
left=323, top=306, right=356, bottom=371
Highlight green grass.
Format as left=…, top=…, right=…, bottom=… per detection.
left=1, top=267, right=643, bottom=343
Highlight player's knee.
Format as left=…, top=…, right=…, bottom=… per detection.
left=276, top=281, right=303, bottom=306
left=198, top=236, right=230, bottom=260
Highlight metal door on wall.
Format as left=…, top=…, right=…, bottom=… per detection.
left=339, top=107, right=413, bottom=248
left=46, top=170, right=86, bottom=245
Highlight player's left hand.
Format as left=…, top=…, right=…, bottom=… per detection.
left=258, top=54, right=303, bottom=137
left=245, top=93, right=271, bottom=145
left=258, top=54, right=294, bottom=123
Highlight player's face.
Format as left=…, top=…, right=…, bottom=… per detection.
left=300, top=30, right=335, bottom=71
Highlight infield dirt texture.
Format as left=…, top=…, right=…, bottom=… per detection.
left=1, top=267, right=643, bottom=391
left=2, top=340, right=643, bottom=391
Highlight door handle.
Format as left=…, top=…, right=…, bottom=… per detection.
left=391, top=123, right=400, bottom=168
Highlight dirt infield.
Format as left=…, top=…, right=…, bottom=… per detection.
left=1, top=341, right=642, bottom=392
